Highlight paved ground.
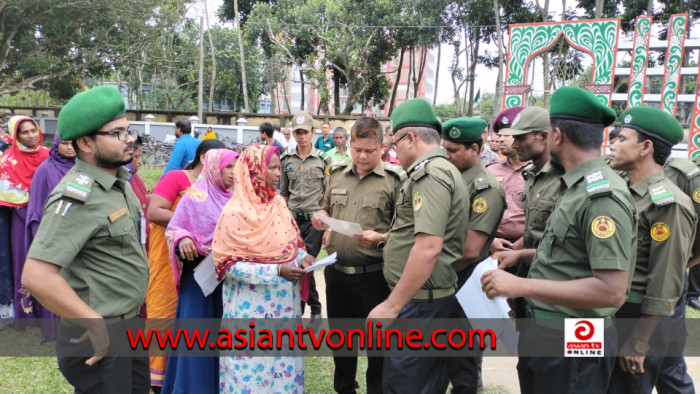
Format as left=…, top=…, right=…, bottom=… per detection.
left=305, top=269, right=700, bottom=393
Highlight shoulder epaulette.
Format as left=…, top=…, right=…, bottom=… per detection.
left=522, top=163, right=536, bottom=180
left=327, top=159, right=351, bottom=175
left=62, top=173, right=94, bottom=203
left=385, top=163, right=407, bottom=181
left=409, top=159, right=432, bottom=182
left=280, top=151, right=288, bottom=159
left=649, top=182, right=676, bottom=206
left=584, top=170, right=612, bottom=199
left=474, top=175, right=491, bottom=191
left=667, top=158, right=700, bottom=180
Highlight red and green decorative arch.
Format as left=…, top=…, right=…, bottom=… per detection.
left=503, top=19, right=620, bottom=109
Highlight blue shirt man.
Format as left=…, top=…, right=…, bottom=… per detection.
left=161, top=119, right=201, bottom=177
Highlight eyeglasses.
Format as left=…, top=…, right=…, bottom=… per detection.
left=94, top=129, right=138, bottom=141
left=391, top=132, right=409, bottom=150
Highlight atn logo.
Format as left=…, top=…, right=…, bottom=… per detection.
left=564, top=319, right=604, bottom=357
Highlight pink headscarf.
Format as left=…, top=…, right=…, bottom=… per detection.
left=166, top=149, right=238, bottom=291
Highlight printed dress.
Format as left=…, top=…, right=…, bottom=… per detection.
left=220, top=250, right=306, bottom=394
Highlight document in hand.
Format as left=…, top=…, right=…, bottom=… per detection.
left=304, top=252, right=337, bottom=272
left=318, top=215, right=363, bottom=236
left=194, top=254, right=221, bottom=297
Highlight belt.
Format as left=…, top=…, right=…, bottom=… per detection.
left=290, top=210, right=315, bottom=222
left=103, top=310, right=139, bottom=324
left=332, top=262, right=383, bottom=275
left=389, top=285, right=456, bottom=301
left=626, top=289, right=644, bottom=304
left=530, top=307, right=613, bottom=330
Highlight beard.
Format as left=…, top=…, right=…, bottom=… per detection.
left=95, top=145, right=133, bottom=169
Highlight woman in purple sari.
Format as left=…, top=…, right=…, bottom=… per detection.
left=161, top=148, right=238, bottom=394
left=22, top=134, right=75, bottom=337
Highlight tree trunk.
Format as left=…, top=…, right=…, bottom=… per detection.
left=536, top=0, right=551, bottom=107
left=234, top=0, right=249, bottom=112
left=493, top=0, right=504, bottom=112
left=204, top=0, right=216, bottom=112
left=198, top=17, right=204, bottom=120
left=267, top=60, right=276, bottom=114
left=594, top=0, right=603, bottom=18
left=299, top=69, right=305, bottom=111
left=388, top=47, right=405, bottom=116
left=334, top=71, right=340, bottom=115
left=405, top=50, right=413, bottom=100
left=413, top=46, right=428, bottom=99
left=432, top=45, right=441, bottom=106
left=467, top=35, right=480, bottom=116
left=646, top=0, right=652, bottom=15
left=281, top=80, right=291, bottom=114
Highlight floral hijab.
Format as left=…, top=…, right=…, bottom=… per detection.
left=213, top=145, right=305, bottom=280
left=0, top=116, right=49, bottom=207
left=166, top=149, right=238, bottom=291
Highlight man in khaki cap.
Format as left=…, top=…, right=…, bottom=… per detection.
left=280, top=111, right=330, bottom=327
left=492, top=106, right=565, bottom=320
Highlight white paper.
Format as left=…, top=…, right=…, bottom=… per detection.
left=304, top=252, right=338, bottom=272
left=457, top=257, right=518, bottom=355
left=457, top=257, right=510, bottom=319
left=318, top=215, right=363, bottom=236
left=193, top=254, right=222, bottom=297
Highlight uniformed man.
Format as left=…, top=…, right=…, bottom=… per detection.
left=311, top=117, right=405, bottom=394
left=367, top=98, right=469, bottom=393
left=606, top=106, right=697, bottom=393
left=442, top=117, right=506, bottom=393
left=481, top=86, right=637, bottom=394
left=22, top=86, right=149, bottom=393
left=280, top=111, right=330, bottom=326
left=492, top=107, right=564, bottom=320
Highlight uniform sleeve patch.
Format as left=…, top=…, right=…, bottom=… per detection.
left=413, top=192, right=423, bottom=211
left=472, top=198, right=487, bottom=213
left=693, top=188, right=700, bottom=203
left=62, top=173, right=93, bottom=203
left=591, top=216, right=615, bottom=239
left=650, top=222, right=670, bottom=242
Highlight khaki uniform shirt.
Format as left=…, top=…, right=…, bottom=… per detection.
left=663, top=157, right=700, bottom=224
left=383, top=148, right=468, bottom=290
left=27, top=159, right=149, bottom=318
left=522, top=161, right=565, bottom=249
left=280, top=147, right=330, bottom=212
left=629, top=171, right=696, bottom=316
left=320, top=160, right=405, bottom=267
left=461, top=160, right=505, bottom=265
left=527, top=158, right=637, bottom=318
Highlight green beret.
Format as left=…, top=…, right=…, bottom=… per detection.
left=58, top=86, right=126, bottom=140
left=549, top=86, right=616, bottom=127
left=619, top=106, right=684, bottom=146
left=499, top=107, right=550, bottom=136
left=442, top=117, right=487, bottom=141
left=390, top=98, right=442, bottom=134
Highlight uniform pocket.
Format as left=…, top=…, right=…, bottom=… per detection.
left=108, top=215, right=135, bottom=254
left=330, top=195, right=348, bottom=217
left=360, top=197, right=387, bottom=229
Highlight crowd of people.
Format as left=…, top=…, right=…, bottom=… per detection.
left=0, top=83, right=698, bottom=394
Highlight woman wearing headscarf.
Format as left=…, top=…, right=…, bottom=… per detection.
left=145, top=139, right=225, bottom=390
left=213, top=145, right=312, bottom=393
left=127, top=136, right=150, bottom=251
left=0, top=116, right=49, bottom=323
left=161, top=149, right=238, bottom=394
left=23, top=133, right=75, bottom=338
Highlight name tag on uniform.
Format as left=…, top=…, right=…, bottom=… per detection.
left=140, top=216, right=147, bottom=245
left=331, top=188, right=347, bottom=195
left=284, top=166, right=293, bottom=172
left=108, top=206, right=129, bottom=223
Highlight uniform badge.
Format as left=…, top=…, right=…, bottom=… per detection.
left=472, top=198, right=487, bottom=213
left=295, top=115, right=305, bottom=124
left=650, top=222, right=670, bottom=242
left=502, top=116, right=509, bottom=125
left=591, top=216, right=615, bottom=239
left=449, top=127, right=461, bottom=139
left=693, top=188, right=700, bottom=203
left=413, top=192, right=423, bottom=211
left=624, top=114, right=632, bottom=124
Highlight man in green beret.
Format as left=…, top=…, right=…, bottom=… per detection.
left=492, top=106, right=564, bottom=320
left=368, top=98, right=469, bottom=393
left=607, top=106, right=696, bottom=393
left=481, top=86, right=637, bottom=393
left=442, top=117, right=505, bottom=393
left=22, top=86, right=149, bottom=393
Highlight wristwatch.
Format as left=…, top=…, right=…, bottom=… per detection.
left=376, top=233, right=387, bottom=251
left=631, top=337, right=650, bottom=354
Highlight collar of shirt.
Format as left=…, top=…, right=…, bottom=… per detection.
left=75, top=158, right=130, bottom=190
left=561, top=156, right=606, bottom=189
left=630, top=170, right=666, bottom=197
left=500, top=156, right=530, bottom=171
left=343, top=159, right=387, bottom=177
left=406, top=147, right=447, bottom=174
left=290, top=146, right=323, bottom=160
